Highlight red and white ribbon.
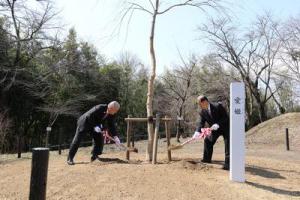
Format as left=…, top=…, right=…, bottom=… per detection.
left=102, top=130, right=111, bottom=144
left=199, top=128, right=212, bottom=139
left=183, top=128, right=212, bottom=145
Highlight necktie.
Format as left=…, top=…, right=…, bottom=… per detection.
left=208, top=109, right=212, bottom=118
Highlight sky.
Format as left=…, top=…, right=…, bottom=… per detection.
left=54, top=0, right=300, bottom=74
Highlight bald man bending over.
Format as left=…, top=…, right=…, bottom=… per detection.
left=67, top=101, right=120, bottom=165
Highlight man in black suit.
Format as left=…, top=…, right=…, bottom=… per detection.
left=67, top=101, right=120, bottom=165
left=193, top=96, right=230, bottom=170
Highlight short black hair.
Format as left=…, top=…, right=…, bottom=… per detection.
left=198, top=95, right=208, bottom=102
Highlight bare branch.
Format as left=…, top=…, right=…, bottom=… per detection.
left=127, top=2, right=153, bottom=15
left=157, top=0, right=221, bottom=15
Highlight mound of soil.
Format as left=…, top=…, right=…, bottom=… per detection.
left=246, top=112, right=300, bottom=150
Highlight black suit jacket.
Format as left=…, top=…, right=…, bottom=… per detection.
left=196, top=102, right=229, bottom=135
left=79, top=104, right=118, bottom=136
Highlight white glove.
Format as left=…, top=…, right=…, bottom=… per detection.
left=114, top=136, right=121, bottom=145
left=210, top=124, right=219, bottom=131
left=94, top=126, right=101, bottom=133
left=192, top=131, right=201, bottom=139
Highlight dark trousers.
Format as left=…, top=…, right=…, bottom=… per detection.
left=68, top=120, right=104, bottom=161
left=203, top=131, right=230, bottom=165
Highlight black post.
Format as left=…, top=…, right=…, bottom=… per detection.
left=58, top=127, right=62, bottom=155
left=17, top=134, right=22, bottom=158
left=45, top=131, right=49, bottom=148
left=286, top=128, right=290, bottom=151
left=29, top=147, right=49, bottom=200
left=45, top=127, right=51, bottom=148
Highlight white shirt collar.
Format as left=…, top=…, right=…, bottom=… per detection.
left=207, top=103, right=212, bottom=116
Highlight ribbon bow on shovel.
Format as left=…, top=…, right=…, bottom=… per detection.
left=168, top=128, right=212, bottom=150
left=94, top=125, right=138, bottom=153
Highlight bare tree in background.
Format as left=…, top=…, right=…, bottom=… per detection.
left=0, top=0, right=60, bottom=156
left=273, top=76, right=296, bottom=112
left=0, top=0, right=61, bottom=120
left=119, top=0, right=224, bottom=161
left=161, top=55, right=198, bottom=142
left=0, top=0, right=58, bottom=85
left=278, top=16, right=300, bottom=82
left=274, top=16, right=300, bottom=110
left=198, top=54, right=239, bottom=105
left=199, top=15, right=284, bottom=122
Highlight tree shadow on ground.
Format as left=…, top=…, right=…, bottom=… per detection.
left=253, top=166, right=300, bottom=176
left=94, top=157, right=143, bottom=165
left=211, top=160, right=224, bottom=165
left=74, top=161, right=90, bottom=165
left=164, top=158, right=212, bottom=171
left=0, top=156, right=32, bottom=165
left=98, top=157, right=129, bottom=164
left=246, top=181, right=300, bottom=197
left=167, top=158, right=224, bottom=165
left=246, top=166, right=285, bottom=179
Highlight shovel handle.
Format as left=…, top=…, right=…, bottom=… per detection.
left=181, top=138, right=195, bottom=146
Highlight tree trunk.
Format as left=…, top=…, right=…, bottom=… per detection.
left=146, top=0, right=159, bottom=162
left=245, top=90, right=250, bottom=130
left=248, top=80, right=268, bottom=122
left=270, top=93, right=286, bottom=114
left=257, top=98, right=267, bottom=122
left=176, top=107, right=183, bottom=142
left=176, top=120, right=181, bottom=142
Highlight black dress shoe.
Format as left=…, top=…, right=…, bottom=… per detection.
left=201, top=159, right=212, bottom=163
left=91, top=155, right=100, bottom=162
left=222, top=164, right=229, bottom=170
left=67, top=159, right=74, bottom=165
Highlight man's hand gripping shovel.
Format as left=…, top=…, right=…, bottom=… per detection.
left=168, top=128, right=212, bottom=150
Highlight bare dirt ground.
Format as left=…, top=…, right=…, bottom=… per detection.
left=0, top=113, right=300, bottom=200
left=0, top=139, right=299, bottom=200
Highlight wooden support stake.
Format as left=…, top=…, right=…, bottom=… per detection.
left=126, top=115, right=131, bottom=160
left=165, top=116, right=171, bottom=161
left=132, top=128, right=135, bottom=147
left=29, top=147, right=49, bottom=200
left=125, top=117, right=171, bottom=122
left=152, top=113, right=161, bottom=164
